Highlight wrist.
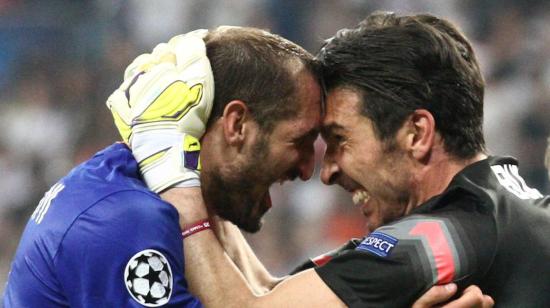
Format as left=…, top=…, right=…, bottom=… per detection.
left=160, top=187, right=209, bottom=227
left=182, top=219, right=212, bottom=238
left=133, top=131, right=201, bottom=193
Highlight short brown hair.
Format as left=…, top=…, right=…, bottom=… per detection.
left=205, top=26, right=319, bottom=131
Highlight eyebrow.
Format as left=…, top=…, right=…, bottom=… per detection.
left=321, top=123, right=345, bottom=136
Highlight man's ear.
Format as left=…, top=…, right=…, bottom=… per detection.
left=221, top=100, right=252, bottom=146
left=406, top=109, right=436, bottom=161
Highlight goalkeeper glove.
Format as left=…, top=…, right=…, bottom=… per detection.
left=106, top=30, right=214, bottom=193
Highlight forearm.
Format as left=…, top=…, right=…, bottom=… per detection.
left=179, top=220, right=341, bottom=307
left=161, top=188, right=258, bottom=307
left=213, top=217, right=283, bottom=294
left=185, top=227, right=256, bottom=306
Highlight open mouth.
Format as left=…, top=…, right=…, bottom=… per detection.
left=352, top=189, right=370, bottom=207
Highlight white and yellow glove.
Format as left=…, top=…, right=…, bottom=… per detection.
left=106, top=30, right=214, bottom=193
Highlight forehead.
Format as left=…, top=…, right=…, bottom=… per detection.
left=323, top=87, right=364, bottom=128
left=273, top=70, right=322, bottom=135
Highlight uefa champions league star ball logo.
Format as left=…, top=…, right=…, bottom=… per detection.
left=124, top=249, right=173, bottom=306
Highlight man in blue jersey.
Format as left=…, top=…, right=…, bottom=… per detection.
left=2, top=32, right=211, bottom=307
left=4, top=26, right=491, bottom=307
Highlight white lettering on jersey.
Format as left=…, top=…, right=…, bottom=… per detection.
left=361, top=236, right=395, bottom=253
left=31, top=182, right=65, bottom=224
left=491, top=164, right=543, bottom=200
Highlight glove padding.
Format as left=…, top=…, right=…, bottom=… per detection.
left=106, top=30, right=214, bottom=192
left=289, top=238, right=361, bottom=274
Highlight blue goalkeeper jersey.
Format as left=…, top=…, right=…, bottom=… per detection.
left=3, top=143, right=202, bottom=307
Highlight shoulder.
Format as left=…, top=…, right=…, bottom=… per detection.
left=62, top=189, right=180, bottom=247
left=447, top=156, right=544, bottom=209
left=54, top=189, right=185, bottom=283
left=53, top=189, right=182, bottom=266
left=361, top=209, right=496, bottom=284
left=52, top=189, right=196, bottom=307
left=93, top=189, right=179, bottom=222
left=313, top=210, right=498, bottom=306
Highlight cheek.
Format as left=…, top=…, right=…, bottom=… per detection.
left=263, top=150, right=296, bottom=179
left=375, top=154, right=412, bottom=202
left=383, top=152, right=410, bottom=185
left=279, top=147, right=301, bottom=168
left=340, top=147, right=372, bottom=178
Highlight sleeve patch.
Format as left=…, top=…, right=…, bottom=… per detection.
left=356, top=231, right=398, bottom=258
left=124, top=249, right=173, bottom=307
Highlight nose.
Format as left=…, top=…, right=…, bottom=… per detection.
left=321, top=153, right=339, bottom=185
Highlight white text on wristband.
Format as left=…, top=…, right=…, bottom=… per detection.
left=182, top=219, right=211, bottom=238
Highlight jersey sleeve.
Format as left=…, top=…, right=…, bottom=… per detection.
left=315, top=200, right=497, bottom=307
left=53, top=190, right=201, bottom=308
left=289, top=238, right=361, bottom=275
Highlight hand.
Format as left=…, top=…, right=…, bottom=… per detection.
left=106, top=30, right=214, bottom=192
left=412, top=284, right=494, bottom=308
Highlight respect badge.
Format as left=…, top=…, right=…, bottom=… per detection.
left=356, top=231, right=398, bottom=258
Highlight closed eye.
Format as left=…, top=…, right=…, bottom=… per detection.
left=322, top=131, right=345, bottom=145
left=293, top=129, right=319, bottom=145
left=321, top=123, right=346, bottom=144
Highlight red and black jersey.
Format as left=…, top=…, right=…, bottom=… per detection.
left=314, top=156, right=550, bottom=307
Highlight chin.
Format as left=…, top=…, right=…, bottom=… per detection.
left=218, top=208, right=263, bottom=233
left=236, top=218, right=263, bottom=234
left=212, top=200, right=264, bottom=233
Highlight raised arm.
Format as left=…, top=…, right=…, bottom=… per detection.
left=162, top=188, right=495, bottom=308
left=210, top=216, right=283, bottom=294
left=162, top=187, right=346, bottom=307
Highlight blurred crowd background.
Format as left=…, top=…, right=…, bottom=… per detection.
left=1, top=0, right=550, bottom=294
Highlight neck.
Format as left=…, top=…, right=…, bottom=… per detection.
left=406, top=148, right=487, bottom=213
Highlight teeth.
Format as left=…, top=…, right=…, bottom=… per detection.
left=352, top=190, right=370, bottom=205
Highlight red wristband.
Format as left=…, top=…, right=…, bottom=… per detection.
left=182, top=219, right=211, bottom=238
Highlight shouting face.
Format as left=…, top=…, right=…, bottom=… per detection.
left=321, top=87, right=413, bottom=233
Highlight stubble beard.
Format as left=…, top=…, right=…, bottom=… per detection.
left=201, top=134, right=272, bottom=233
